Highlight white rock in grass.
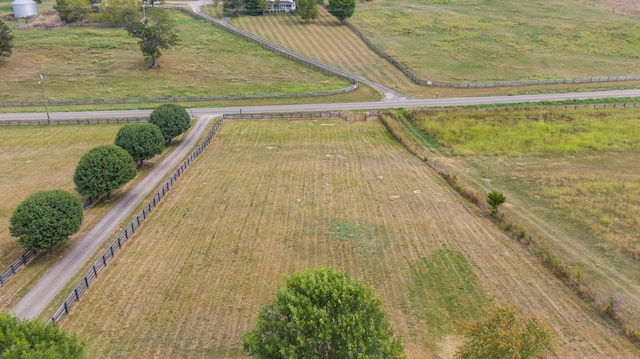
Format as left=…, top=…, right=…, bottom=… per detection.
left=413, top=189, right=422, bottom=194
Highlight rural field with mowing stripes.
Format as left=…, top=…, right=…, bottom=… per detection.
left=350, top=0, right=640, bottom=82
left=61, top=119, right=639, bottom=358
left=229, top=7, right=422, bottom=95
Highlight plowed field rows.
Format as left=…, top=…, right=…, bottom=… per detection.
left=61, top=119, right=639, bottom=358
left=231, top=8, right=421, bottom=94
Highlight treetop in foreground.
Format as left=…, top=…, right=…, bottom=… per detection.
left=243, top=266, right=405, bottom=359
left=73, top=144, right=137, bottom=198
left=115, top=123, right=165, bottom=165
left=0, top=312, right=84, bottom=358
left=456, top=302, right=554, bottom=359
left=149, top=104, right=191, bottom=143
left=10, top=190, right=83, bottom=252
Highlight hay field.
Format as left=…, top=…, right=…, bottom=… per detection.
left=407, top=107, right=640, bottom=329
left=61, top=119, right=639, bottom=358
left=350, top=0, right=640, bottom=82
left=0, top=11, right=351, bottom=104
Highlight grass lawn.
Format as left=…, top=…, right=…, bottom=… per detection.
left=406, top=106, right=640, bottom=330
left=350, top=0, right=640, bottom=82
left=60, top=119, right=638, bottom=358
left=0, top=10, right=351, bottom=104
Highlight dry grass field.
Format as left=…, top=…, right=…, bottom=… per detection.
left=405, top=106, right=640, bottom=331
left=61, top=119, right=639, bottom=358
left=350, top=0, right=640, bottom=82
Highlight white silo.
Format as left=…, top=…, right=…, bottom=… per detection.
left=12, top=0, right=38, bottom=19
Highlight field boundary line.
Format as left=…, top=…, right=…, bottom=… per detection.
left=342, top=19, right=640, bottom=89
left=0, top=118, right=149, bottom=126
left=49, top=117, right=224, bottom=325
left=0, top=194, right=102, bottom=287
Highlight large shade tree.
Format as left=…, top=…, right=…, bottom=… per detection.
left=53, top=0, right=92, bottom=23
left=0, top=312, right=84, bottom=358
left=125, top=8, right=180, bottom=69
left=327, top=0, right=355, bottom=22
left=244, top=0, right=266, bottom=15
left=243, top=266, right=405, bottom=358
left=0, top=20, right=13, bottom=60
left=10, top=190, right=83, bottom=252
left=73, top=144, right=137, bottom=199
left=114, top=123, right=165, bottom=166
left=149, top=104, right=191, bottom=143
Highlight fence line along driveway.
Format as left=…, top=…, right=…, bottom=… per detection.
left=11, top=114, right=220, bottom=320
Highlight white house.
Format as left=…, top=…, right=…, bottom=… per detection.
left=268, top=0, right=296, bottom=12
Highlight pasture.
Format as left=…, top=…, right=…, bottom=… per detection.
left=350, top=0, right=640, bottom=82
left=0, top=11, right=357, bottom=106
left=407, top=106, right=640, bottom=331
left=60, top=119, right=639, bottom=358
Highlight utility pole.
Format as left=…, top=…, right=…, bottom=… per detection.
left=38, top=72, right=51, bottom=125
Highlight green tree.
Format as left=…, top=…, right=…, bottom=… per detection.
left=0, top=312, right=84, bottom=358
left=243, top=266, right=405, bottom=359
left=456, top=303, right=554, bottom=359
left=244, top=0, right=266, bottom=15
left=297, top=0, right=318, bottom=23
left=114, top=123, right=165, bottom=166
left=53, top=0, right=92, bottom=23
left=73, top=144, right=137, bottom=199
left=487, top=189, right=506, bottom=216
left=149, top=104, right=191, bottom=143
left=10, top=190, right=83, bottom=252
left=327, top=0, right=355, bottom=22
left=99, top=0, right=139, bottom=24
left=223, top=0, right=243, bottom=15
left=125, top=8, right=180, bottom=69
left=0, top=20, right=13, bottom=60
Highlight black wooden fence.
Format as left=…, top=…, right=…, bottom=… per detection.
left=224, top=111, right=348, bottom=120
left=0, top=118, right=148, bottom=126
left=0, top=195, right=101, bottom=287
left=50, top=117, right=224, bottom=325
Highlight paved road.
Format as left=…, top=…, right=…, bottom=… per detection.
left=2, top=89, right=639, bottom=122
left=11, top=115, right=219, bottom=320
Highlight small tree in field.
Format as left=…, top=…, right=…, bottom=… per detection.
left=0, top=312, right=84, bottom=358
left=115, top=123, right=165, bottom=166
left=487, top=189, right=506, bottom=216
left=0, top=20, right=13, bottom=60
left=243, top=266, right=405, bottom=359
left=10, top=190, right=83, bottom=252
left=125, top=8, right=179, bottom=69
left=149, top=104, right=191, bottom=144
left=327, top=0, right=355, bottom=22
left=297, top=0, right=318, bottom=23
left=74, top=144, right=137, bottom=199
left=456, top=303, right=554, bottom=359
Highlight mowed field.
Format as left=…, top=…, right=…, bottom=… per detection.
left=408, top=107, right=640, bottom=328
left=0, top=11, right=351, bottom=104
left=228, top=7, right=423, bottom=95
left=61, top=119, right=639, bottom=358
left=350, top=0, right=640, bottom=82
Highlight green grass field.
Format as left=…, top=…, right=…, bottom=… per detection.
left=59, top=119, right=639, bottom=358
left=0, top=11, right=353, bottom=104
left=350, top=0, right=640, bottom=82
